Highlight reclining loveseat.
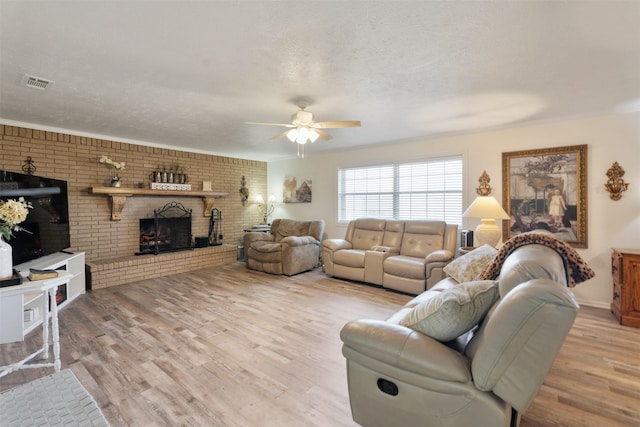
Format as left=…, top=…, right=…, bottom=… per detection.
left=340, top=232, right=595, bottom=427
left=321, top=218, right=458, bottom=294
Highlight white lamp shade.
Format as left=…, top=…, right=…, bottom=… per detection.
left=462, top=196, right=510, bottom=220
left=255, top=194, right=265, bottom=204
left=463, top=196, right=510, bottom=247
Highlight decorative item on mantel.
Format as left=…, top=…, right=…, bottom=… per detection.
left=98, top=155, right=126, bottom=187
left=604, top=161, right=630, bottom=201
left=0, top=197, right=32, bottom=282
left=149, top=164, right=190, bottom=190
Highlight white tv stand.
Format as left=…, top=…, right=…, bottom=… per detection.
left=0, top=251, right=85, bottom=344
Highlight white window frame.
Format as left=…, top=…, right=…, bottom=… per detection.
left=337, top=156, right=463, bottom=225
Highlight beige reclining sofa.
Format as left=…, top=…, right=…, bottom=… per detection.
left=244, top=218, right=325, bottom=276
left=321, top=218, right=458, bottom=294
left=340, top=240, right=587, bottom=427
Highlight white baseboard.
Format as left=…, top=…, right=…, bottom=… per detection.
left=576, top=298, right=609, bottom=309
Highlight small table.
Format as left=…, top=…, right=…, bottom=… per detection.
left=458, top=246, right=477, bottom=256
left=243, top=225, right=271, bottom=233
left=0, top=273, right=72, bottom=378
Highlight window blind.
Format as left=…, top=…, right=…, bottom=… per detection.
left=338, top=156, right=463, bottom=224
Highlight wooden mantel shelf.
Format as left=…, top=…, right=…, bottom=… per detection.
left=89, top=186, right=228, bottom=220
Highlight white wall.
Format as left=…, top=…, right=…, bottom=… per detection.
left=268, top=112, right=640, bottom=308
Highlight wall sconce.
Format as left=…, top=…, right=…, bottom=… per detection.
left=239, top=176, right=249, bottom=205
left=604, top=161, right=629, bottom=201
left=476, top=170, right=492, bottom=196
left=255, top=194, right=276, bottom=224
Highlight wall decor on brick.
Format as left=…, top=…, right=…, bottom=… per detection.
left=0, top=125, right=268, bottom=287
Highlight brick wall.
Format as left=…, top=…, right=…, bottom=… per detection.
left=87, top=244, right=237, bottom=289
left=0, top=125, right=267, bottom=284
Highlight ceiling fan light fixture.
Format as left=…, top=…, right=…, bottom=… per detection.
left=297, top=126, right=310, bottom=142
left=248, top=104, right=361, bottom=155
left=286, top=128, right=298, bottom=142
left=292, top=110, right=313, bottom=125
left=287, top=126, right=317, bottom=145
left=308, top=129, right=320, bottom=143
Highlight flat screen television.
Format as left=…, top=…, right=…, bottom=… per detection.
left=0, top=169, right=71, bottom=266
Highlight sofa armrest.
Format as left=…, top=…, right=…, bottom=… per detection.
left=364, top=249, right=396, bottom=285
left=340, top=319, right=471, bottom=383
left=280, top=235, right=319, bottom=247
left=322, top=238, right=353, bottom=252
left=425, top=249, right=454, bottom=263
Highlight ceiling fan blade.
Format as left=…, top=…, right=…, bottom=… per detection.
left=313, top=120, right=361, bottom=128
left=314, top=129, right=333, bottom=141
left=271, top=130, right=291, bottom=140
left=245, top=121, right=295, bottom=128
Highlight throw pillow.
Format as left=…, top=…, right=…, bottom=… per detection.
left=443, top=244, right=498, bottom=283
left=398, top=280, right=499, bottom=341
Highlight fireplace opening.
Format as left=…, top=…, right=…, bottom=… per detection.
left=138, top=201, right=193, bottom=255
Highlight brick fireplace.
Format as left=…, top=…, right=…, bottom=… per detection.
left=1, top=124, right=267, bottom=290
left=86, top=244, right=236, bottom=289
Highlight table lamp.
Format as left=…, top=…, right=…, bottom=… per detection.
left=255, top=194, right=276, bottom=224
left=462, top=196, right=510, bottom=247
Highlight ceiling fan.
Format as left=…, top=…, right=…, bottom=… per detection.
left=246, top=104, right=361, bottom=157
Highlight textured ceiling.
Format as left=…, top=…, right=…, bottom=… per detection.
left=1, top=1, right=639, bottom=161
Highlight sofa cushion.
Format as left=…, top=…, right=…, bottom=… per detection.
left=400, top=233, right=444, bottom=258
left=443, top=244, right=497, bottom=283
left=334, top=249, right=367, bottom=268
left=382, top=220, right=405, bottom=248
left=399, top=221, right=446, bottom=257
left=272, top=219, right=316, bottom=242
left=398, top=280, right=499, bottom=342
left=384, top=255, right=426, bottom=280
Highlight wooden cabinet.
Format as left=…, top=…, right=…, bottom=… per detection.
left=0, top=252, right=85, bottom=343
left=611, top=248, right=640, bottom=328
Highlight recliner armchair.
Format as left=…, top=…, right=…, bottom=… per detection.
left=244, top=218, right=325, bottom=276
left=340, top=244, right=581, bottom=427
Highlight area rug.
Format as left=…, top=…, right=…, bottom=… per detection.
left=0, top=369, right=109, bottom=426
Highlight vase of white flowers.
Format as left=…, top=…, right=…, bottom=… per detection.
left=0, top=197, right=32, bottom=280
left=99, top=155, right=126, bottom=187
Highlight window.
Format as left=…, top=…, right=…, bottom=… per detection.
left=338, top=156, right=463, bottom=225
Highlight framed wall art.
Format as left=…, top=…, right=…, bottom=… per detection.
left=502, top=144, right=588, bottom=248
left=283, top=176, right=312, bottom=203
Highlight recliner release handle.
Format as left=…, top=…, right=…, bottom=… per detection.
left=377, top=378, right=399, bottom=396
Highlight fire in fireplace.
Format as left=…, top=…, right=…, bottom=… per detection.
left=138, top=202, right=192, bottom=255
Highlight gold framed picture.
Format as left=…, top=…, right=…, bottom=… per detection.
left=502, top=144, right=588, bottom=248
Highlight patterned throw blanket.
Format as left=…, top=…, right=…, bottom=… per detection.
left=477, top=231, right=595, bottom=287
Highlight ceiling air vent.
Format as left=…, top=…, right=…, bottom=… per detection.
left=23, top=74, right=54, bottom=90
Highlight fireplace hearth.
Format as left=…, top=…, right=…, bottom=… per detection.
left=138, top=201, right=192, bottom=255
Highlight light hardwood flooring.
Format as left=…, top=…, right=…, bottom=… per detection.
left=1, top=263, right=639, bottom=426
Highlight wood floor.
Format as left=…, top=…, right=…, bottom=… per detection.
left=1, top=263, right=639, bottom=426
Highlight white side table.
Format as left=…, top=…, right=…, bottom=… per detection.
left=0, top=272, right=72, bottom=378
